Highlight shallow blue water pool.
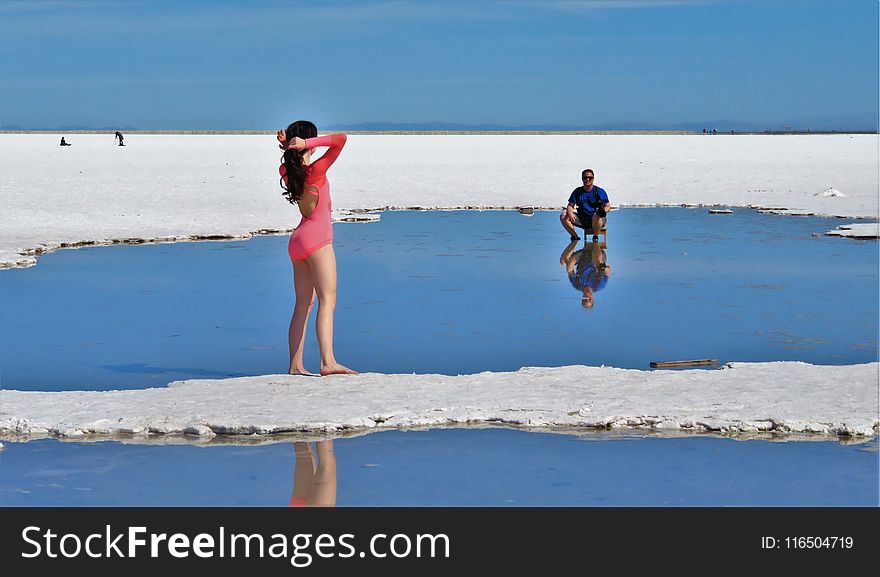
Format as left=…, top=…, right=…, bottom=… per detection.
left=1, top=208, right=877, bottom=507
left=1, top=429, right=877, bottom=506
left=1, top=209, right=876, bottom=391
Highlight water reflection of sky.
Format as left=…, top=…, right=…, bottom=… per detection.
left=1, top=430, right=877, bottom=506
left=1, top=209, right=877, bottom=391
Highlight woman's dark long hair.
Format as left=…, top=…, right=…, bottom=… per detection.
left=280, top=120, right=318, bottom=204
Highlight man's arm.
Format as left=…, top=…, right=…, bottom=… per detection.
left=567, top=249, right=585, bottom=274
left=597, top=189, right=611, bottom=217
left=600, top=189, right=611, bottom=213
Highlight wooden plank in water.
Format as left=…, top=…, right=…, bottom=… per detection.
left=650, top=359, right=718, bottom=368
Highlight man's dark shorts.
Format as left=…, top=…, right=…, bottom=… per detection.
left=571, top=212, right=605, bottom=229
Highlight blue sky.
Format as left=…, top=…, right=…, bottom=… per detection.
left=1, top=0, right=877, bottom=130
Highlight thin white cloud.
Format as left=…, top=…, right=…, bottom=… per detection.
left=540, top=0, right=726, bottom=9
left=0, top=0, right=736, bottom=45
left=0, top=0, right=545, bottom=37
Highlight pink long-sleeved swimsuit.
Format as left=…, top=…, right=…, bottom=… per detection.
left=284, top=133, right=346, bottom=261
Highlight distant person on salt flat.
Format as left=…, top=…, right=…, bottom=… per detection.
left=560, top=168, right=611, bottom=242
left=59, top=137, right=71, bottom=146
left=277, top=120, right=357, bottom=376
left=114, top=131, right=125, bottom=146
left=560, top=238, right=611, bottom=309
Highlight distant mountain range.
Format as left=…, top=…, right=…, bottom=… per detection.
left=3, top=113, right=876, bottom=132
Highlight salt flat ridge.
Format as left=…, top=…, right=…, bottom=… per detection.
left=2, top=362, right=877, bottom=442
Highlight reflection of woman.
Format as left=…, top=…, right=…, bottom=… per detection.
left=560, top=239, right=611, bottom=309
left=289, top=441, right=337, bottom=507
left=277, top=120, right=357, bottom=376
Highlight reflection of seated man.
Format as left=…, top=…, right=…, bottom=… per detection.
left=289, top=440, right=337, bottom=507
left=560, top=239, right=611, bottom=309
left=560, top=168, right=611, bottom=241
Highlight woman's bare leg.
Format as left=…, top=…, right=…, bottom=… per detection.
left=308, top=245, right=357, bottom=375
left=291, top=442, right=316, bottom=504
left=289, top=259, right=316, bottom=375
left=310, top=440, right=337, bottom=507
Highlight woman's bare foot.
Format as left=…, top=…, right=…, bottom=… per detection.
left=320, top=363, right=358, bottom=376
left=289, top=364, right=317, bottom=376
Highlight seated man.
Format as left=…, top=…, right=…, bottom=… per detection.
left=560, top=168, right=611, bottom=241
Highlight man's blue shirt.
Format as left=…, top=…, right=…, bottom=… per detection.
left=569, top=261, right=609, bottom=292
left=568, top=185, right=609, bottom=223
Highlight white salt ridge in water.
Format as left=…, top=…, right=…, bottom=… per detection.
left=1, top=362, right=876, bottom=441
left=1, top=134, right=878, bottom=269
left=825, top=222, right=880, bottom=239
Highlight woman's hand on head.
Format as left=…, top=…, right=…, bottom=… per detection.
left=288, top=137, right=307, bottom=151
left=277, top=130, right=287, bottom=149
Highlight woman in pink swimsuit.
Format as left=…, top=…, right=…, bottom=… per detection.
left=277, top=120, right=357, bottom=376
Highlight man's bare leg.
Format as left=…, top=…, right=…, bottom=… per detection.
left=590, top=214, right=605, bottom=240
left=560, top=210, right=580, bottom=240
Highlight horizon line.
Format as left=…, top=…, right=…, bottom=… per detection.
left=2, top=129, right=877, bottom=135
